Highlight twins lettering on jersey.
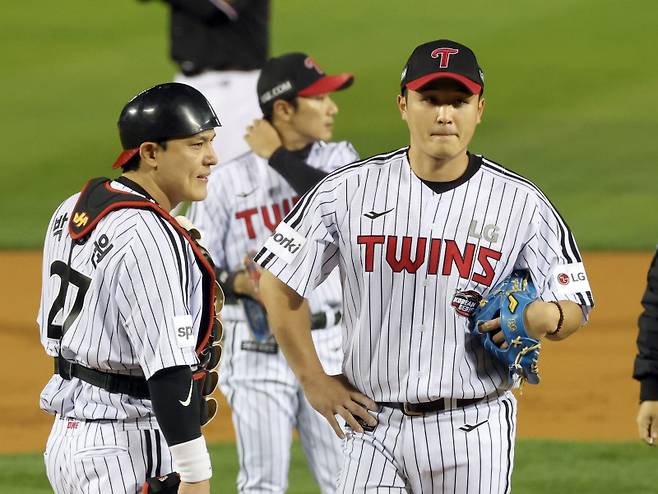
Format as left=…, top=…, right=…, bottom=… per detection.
left=357, top=235, right=502, bottom=286
left=236, top=196, right=299, bottom=239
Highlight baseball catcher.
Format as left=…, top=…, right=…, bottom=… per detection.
left=470, top=270, right=542, bottom=384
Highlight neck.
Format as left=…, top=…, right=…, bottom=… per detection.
left=407, top=146, right=469, bottom=182
left=276, top=123, right=313, bottom=151
left=121, top=171, right=174, bottom=211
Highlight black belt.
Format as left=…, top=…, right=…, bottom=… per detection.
left=379, top=396, right=485, bottom=416
left=225, top=301, right=341, bottom=330
left=181, top=65, right=257, bottom=76
left=311, top=310, right=342, bottom=330
left=54, top=357, right=150, bottom=400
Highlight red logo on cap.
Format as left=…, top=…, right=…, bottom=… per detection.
left=431, top=48, right=459, bottom=68
left=304, top=57, right=323, bottom=75
left=557, top=273, right=570, bottom=285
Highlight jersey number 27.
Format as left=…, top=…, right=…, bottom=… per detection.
left=47, top=260, right=91, bottom=340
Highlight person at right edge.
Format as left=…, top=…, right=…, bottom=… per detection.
left=634, top=247, right=658, bottom=445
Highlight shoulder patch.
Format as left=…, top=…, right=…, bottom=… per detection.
left=263, top=222, right=306, bottom=264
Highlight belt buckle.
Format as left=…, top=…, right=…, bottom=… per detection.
left=402, top=403, right=425, bottom=416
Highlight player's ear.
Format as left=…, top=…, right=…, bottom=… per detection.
left=139, top=142, right=160, bottom=170
left=397, top=94, right=408, bottom=121
left=476, top=96, right=485, bottom=124
left=272, top=99, right=294, bottom=123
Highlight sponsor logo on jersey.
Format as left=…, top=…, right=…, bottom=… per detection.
left=263, top=222, right=306, bottom=264
left=236, top=187, right=259, bottom=198
left=451, top=290, right=482, bottom=317
left=91, top=234, right=114, bottom=268
left=364, top=208, right=394, bottom=220
left=557, top=273, right=570, bottom=285
left=468, top=220, right=500, bottom=243
left=174, top=314, right=195, bottom=348
left=550, top=262, right=589, bottom=293
left=459, top=419, right=488, bottom=432
left=73, top=212, right=89, bottom=228
left=357, top=235, right=502, bottom=286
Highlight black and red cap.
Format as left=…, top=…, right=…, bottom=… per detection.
left=257, top=52, right=354, bottom=115
left=112, top=82, right=221, bottom=169
left=400, top=39, right=484, bottom=95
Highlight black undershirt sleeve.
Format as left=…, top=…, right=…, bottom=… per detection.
left=267, top=147, right=329, bottom=195
left=148, top=366, right=201, bottom=446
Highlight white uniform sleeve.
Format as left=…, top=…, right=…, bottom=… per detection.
left=254, top=181, right=339, bottom=298
left=319, top=141, right=360, bottom=173
left=515, top=194, right=594, bottom=317
left=116, top=219, right=199, bottom=379
left=188, top=174, right=230, bottom=269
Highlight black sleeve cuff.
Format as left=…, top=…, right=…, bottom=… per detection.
left=148, top=366, right=202, bottom=446
left=267, top=147, right=328, bottom=195
left=216, top=268, right=240, bottom=303
left=640, top=379, right=658, bottom=401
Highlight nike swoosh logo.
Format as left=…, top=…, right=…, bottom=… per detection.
left=179, top=380, right=194, bottom=407
left=364, top=208, right=394, bottom=220
left=237, top=187, right=258, bottom=198
left=459, top=419, right=488, bottom=432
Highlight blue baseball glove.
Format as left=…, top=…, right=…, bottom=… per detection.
left=469, top=270, right=542, bottom=385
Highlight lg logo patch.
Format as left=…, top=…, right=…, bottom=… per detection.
left=557, top=272, right=586, bottom=285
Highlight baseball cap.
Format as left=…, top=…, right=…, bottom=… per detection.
left=400, top=39, right=484, bottom=95
left=257, top=52, right=354, bottom=115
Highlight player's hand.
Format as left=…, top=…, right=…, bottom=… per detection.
left=178, top=479, right=210, bottom=493
left=244, top=119, right=282, bottom=159
left=637, top=400, right=658, bottom=446
left=523, top=301, right=560, bottom=340
left=478, top=318, right=509, bottom=348
left=479, top=301, right=558, bottom=346
left=301, top=373, right=378, bottom=439
left=233, top=253, right=262, bottom=302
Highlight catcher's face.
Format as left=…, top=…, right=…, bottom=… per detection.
left=398, top=79, right=485, bottom=162
left=152, top=129, right=218, bottom=209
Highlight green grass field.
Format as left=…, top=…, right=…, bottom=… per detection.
left=2, top=0, right=657, bottom=249
left=1, top=439, right=657, bottom=493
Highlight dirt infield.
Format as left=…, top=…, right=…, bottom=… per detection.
left=0, top=251, right=650, bottom=453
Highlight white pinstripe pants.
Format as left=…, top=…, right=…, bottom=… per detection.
left=44, top=416, right=173, bottom=494
left=220, top=320, right=344, bottom=493
left=338, top=392, right=517, bottom=494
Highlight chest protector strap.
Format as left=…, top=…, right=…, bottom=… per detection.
left=55, top=178, right=222, bottom=401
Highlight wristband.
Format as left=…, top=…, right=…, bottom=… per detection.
left=169, top=435, right=212, bottom=483
left=546, top=301, right=564, bottom=336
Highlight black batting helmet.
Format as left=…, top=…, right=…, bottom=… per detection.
left=112, top=82, right=221, bottom=169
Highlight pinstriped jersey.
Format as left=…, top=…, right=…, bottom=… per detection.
left=189, top=140, right=359, bottom=322
left=255, top=147, right=594, bottom=402
left=38, top=181, right=206, bottom=425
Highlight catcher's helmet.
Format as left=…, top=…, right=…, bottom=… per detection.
left=112, top=82, right=221, bottom=168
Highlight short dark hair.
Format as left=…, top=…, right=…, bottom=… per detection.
left=120, top=141, right=168, bottom=173
left=263, top=97, right=299, bottom=122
